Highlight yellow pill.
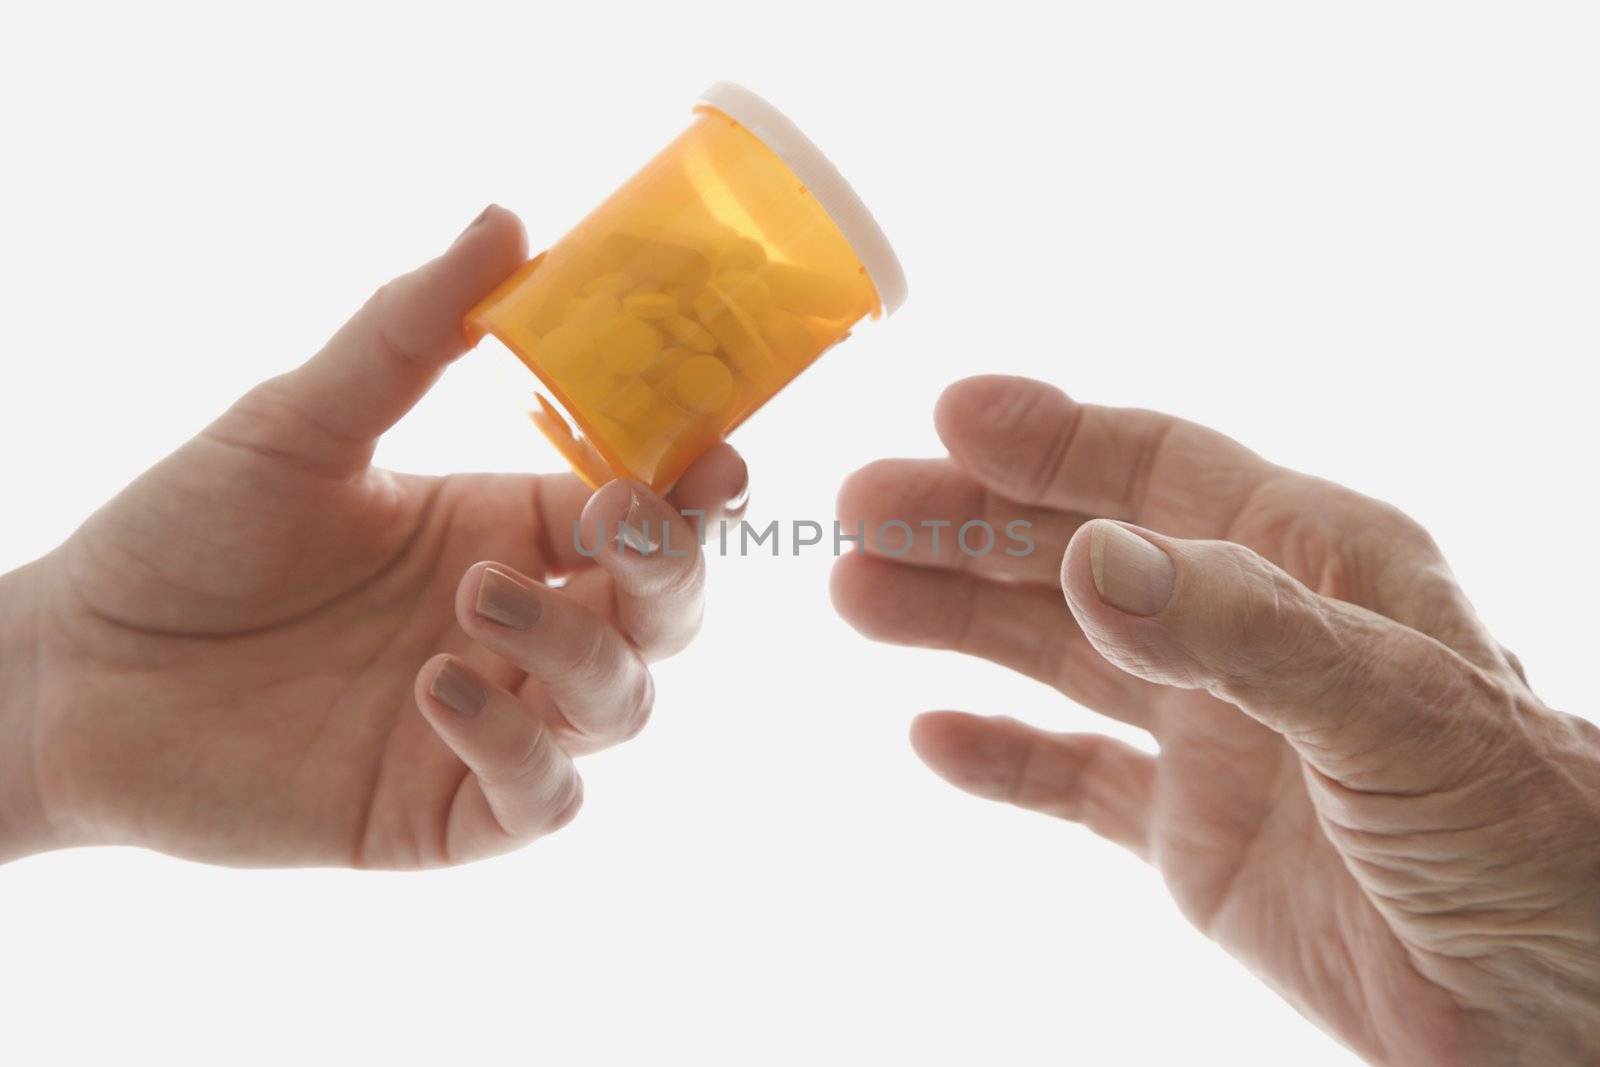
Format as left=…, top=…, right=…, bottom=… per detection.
left=607, top=201, right=718, bottom=242
left=668, top=283, right=699, bottom=316
left=623, top=292, right=678, bottom=320
left=715, top=269, right=772, bottom=314
left=594, top=314, right=663, bottom=376
left=565, top=291, right=622, bottom=329
left=600, top=233, right=712, bottom=287
left=644, top=345, right=695, bottom=388
left=692, top=284, right=776, bottom=379
left=716, top=236, right=767, bottom=272
left=664, top=314, right=718, bottom=354
left=568, top=368, right=617, bottom=405
left=581, top=271, right=635, bottom=298
left=672, top=355, right=734, bottom=415
left=758, top=308, right=820, bottom=362
left=764, top=262, right=862, bottom=321
left=601, top=378, right=659, bottom=422
left=533, top=323, right=596, bottom=372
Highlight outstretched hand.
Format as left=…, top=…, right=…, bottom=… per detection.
left=834, top=375, right=1600, bottom=1065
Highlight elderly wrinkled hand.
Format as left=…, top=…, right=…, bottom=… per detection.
left=834, top=374, right=1600, bottom=1065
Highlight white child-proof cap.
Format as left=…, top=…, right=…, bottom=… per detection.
left=697, top=81, right=908, bottom=317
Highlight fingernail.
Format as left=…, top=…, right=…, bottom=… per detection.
left=725, top=475, right=749, bottom=513
left=430, top=659, right=487, bottom=717
left=1089, top=522, right=1175, bottom=616
left=619, top=491, right=660, bottom=554
left=476, top=567, right=543, bottom=629
left=452, top=204, right=496, bottom=246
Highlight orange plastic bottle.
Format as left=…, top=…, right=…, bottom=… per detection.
left=465, top=82, right=907, bottom=491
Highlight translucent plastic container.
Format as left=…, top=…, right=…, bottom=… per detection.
left=465, top=82, right=907, bottom=491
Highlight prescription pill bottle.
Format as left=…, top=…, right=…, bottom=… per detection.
left=465, top=82, right=907, bottom=491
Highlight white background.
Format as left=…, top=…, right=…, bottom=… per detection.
left=3, top=3, right=1597, bottom=1064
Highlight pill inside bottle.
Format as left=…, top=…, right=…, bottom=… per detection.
left=465, top=82, right=907, bottom=492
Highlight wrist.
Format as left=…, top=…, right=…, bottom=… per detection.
left=1486, top=706, right=1600, bottom=1062
left=0, top=558, right=57, bottom=863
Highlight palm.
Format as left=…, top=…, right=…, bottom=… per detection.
left=45, top=426, right=578, bottom=867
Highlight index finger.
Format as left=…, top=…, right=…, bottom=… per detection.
left=572, top=479, right=712, bottom=660
left=933, top=375, right=1272, bottom=538
left=950, top=375, right=1511, bottom=675
left=532, top=443, right=749, bottom=576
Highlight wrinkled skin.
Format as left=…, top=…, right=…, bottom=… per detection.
left=834, top=375, right=1600, bottom=1065
left=0, top=206, right=747, bottom=869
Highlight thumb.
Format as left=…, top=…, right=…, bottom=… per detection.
left=213, top=204, right=528, bottom=475
left=1061, top=520, right=1506, bottom=792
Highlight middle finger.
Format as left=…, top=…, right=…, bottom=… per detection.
left=456, top=562, right=653, bottom=755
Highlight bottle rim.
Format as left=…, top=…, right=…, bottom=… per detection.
left=696, top=82, right=908, bottom=318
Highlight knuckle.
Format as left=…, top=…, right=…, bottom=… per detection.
left=1499, top=644, right=1530, bottom=685
left=645, top=624, right=701, bottom=664
left=1407, top=650, right=1488, bottom=710
left=1005, top=734, right=1053, bottom=808
left=1352, top=491, right=1439, bottom=555
left=563, top=618, right=617, bottom=687
left=480, top=721, right=558, bottom=792
left=364, top=281, right=435, bottom=369
left=1209, top=543, right=1386, bottom=716
left=1020, top=401, right=1079, bottom=500
left=1125, top=418, right=1176, bottom=519
left=615, top=669, right=656, bottom=743
left=211, top=380, right=295, bottom=448
left=654, top=548, right=706, bottom=601
left=838, top=459, right=895, bottom=514
left=537, top=768, right=584, bottom=834
left=947, top=377, right=1075, bottom=498
left=206, top=377, right=363, bottom=472
left=365, top=280, right=392, bottom=313
left=1218, top=543, right=1312, bottom=665
left=481, top=730, right=582, bottom=838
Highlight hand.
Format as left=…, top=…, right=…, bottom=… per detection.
left=0, top=206, right=747, bottom=869
left=833, top=375, right=1600, bottom=1065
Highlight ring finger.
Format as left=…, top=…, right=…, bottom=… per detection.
left=456, top=561, right=654, bottom=755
